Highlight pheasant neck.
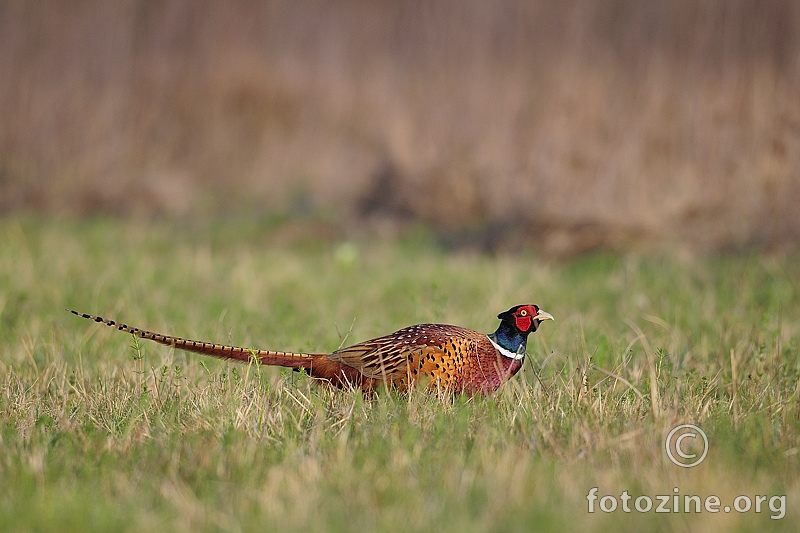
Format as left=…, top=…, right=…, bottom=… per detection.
left=488, top=323, right=528, bottom=361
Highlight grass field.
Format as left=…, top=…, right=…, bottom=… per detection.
left=1, top=217, right=798, bottom=532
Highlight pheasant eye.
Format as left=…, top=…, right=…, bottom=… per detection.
left=519, top=309, right=528, bottom=317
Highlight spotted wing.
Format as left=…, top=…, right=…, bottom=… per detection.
left=329, top=324, right=477, bottom=383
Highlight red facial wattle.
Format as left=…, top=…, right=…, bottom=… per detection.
left=515, top=314, right=532, bottom=332
left=513, top=305, right=538, bottom=332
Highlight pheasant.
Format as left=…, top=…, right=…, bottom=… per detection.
left=68, top=304, right=553, bottom=395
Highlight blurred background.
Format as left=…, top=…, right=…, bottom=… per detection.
left=1, top=0, right=798, bottom=255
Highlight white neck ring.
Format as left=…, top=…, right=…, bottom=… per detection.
left=487, top=335, right=525, bottom=361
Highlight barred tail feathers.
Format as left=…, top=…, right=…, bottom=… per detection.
left=67, top=309, right=318, bottom=369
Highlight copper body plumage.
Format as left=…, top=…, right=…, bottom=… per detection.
left=68, top=304, right=553, bottom=395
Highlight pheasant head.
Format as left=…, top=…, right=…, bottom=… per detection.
left=491, top=304, right=554, bottom=359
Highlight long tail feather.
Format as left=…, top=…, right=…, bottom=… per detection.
left=67, top=309, right=319, bottom=368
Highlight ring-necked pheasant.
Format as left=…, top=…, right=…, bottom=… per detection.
left=68, top=304, right=553, bottom=395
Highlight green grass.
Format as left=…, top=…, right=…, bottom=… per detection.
left=1, top=217, right=798, bottom=532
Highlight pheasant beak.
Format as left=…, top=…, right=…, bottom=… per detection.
left=534, top=310, right=554, bottom=322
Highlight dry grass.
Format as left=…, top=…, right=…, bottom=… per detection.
left=1, top=1, right=800, bottom=253
left=1, top=217, right=799, bottom=531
